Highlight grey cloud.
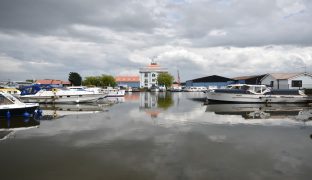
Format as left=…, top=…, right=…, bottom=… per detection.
left=0, top=0, right=161, bottom=34
left=1, top=0, right=312, bottom=81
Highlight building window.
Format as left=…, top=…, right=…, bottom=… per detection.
left=291, top=80, right=302, bottom=87
left=144, top=73, right=148, bottom=77
left=270, top=81, right=274, bottom=87
left=144, top=79, right=148, bottom=83
left=152, top=73, right=156, bottom=77
left=152, top=79, right=155, bottom=82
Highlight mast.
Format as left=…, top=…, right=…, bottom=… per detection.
left=177, top=70, right=180, bottom=85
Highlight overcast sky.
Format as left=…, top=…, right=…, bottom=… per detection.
left=0, top=0, right=312, bottom=81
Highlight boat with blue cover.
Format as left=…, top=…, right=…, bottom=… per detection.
left=20, top=84, right=104, bottom=103
left=206, top=84, right=312, bottom=103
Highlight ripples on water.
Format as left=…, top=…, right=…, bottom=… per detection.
left=1, top=92, right=312, bottom=180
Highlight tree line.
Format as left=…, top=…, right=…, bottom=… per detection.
left=68, top=72, right=174, bottom=88
left=68, top=72, right=116, bottom=87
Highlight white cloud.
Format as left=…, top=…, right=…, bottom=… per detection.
left=0, top=54, right=25, bottom=73
left=208, top=29, right=227, bottom=37
left=0, top=0, right=312, bottom=81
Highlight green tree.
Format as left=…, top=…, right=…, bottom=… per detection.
left=83, top=76, right=100, bottom=86
left=68, top=72, right=82, bottom=86
left=157, top=72, right=174, bottom=88
left=99, top=74, right=116, bottom=87
left=82, top=74, right=116, bottom=87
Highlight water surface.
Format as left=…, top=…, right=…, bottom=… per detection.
left=1, top=92, right=312, bottom=180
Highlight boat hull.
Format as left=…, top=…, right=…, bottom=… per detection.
left=207, top=92, right=311, bottom=103
left=20, top=94, right=103, bottom=103
left=105, top=90, right=126, bottom=97
left=0, top=104, right=39, bottom=117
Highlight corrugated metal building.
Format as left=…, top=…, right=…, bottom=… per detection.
left=185, top=75, right=235, bottom=89
left=115, top=76, right=140, bottom=88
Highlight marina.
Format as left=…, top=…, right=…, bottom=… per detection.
left=1, top=0, right=312, bottom=179
left=1, top=92, right=312, bottom=179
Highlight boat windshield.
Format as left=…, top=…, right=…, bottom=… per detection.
left=227, top=84, right=267, bottom=93
left=0, top=94, right=14, bottom=105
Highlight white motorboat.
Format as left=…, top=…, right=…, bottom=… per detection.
left=184, top=86, right=207, bottom=92
left=0, top=87, right=21, bottom=97
left=102, top=87, right=125, bottom=97
left=20, top=85, right=104, bottom=103
left=206, top=84, right=312, bottom=103
left=150, top=85, right=159, bottom=92
left=0, top=92, right=39, bottom=118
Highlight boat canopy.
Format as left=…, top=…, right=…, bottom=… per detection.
left=20, top=84, right=53, bottom=95
left=226, top=84, right=268, bottom=94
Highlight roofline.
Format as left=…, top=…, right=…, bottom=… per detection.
left=260, top=72, right=312, bottom=81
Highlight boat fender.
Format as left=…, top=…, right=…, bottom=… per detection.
left=37, top=109, right=43, bottom=116
left=23, top=112, right=30, bottom=118
left=6, top=110, right=11, bottom=119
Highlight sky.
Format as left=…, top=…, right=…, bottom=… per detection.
left=0, top=0, right=312, bottom=82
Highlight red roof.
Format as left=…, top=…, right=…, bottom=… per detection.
left=35, top=79, right=71, bottom=85
left=115, top=76, right=139, bottom=82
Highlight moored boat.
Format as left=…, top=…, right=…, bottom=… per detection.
left=20, top=85, right=103, bottom=103
left=184, top=86, right=207, bottom=92
left=0, top=92, right=39, bottom=118
left=0, top=87, right=21, bottom=97
left=102, top=87, right=125, bottom=97
left=206, top=84, right=312, bottom=103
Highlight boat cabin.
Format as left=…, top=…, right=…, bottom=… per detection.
left=227, top=84, right=268, bottom=94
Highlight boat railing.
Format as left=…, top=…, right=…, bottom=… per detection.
left=214, top=89, right=252, bottom=94
left=264, top=89, right=301, bottom=95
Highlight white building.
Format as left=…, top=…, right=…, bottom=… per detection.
left=261, top=73, right=312, bottom=89
left=139, top=61, right=168, bottom=89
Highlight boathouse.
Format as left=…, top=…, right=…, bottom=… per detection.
left=260, top=73, right=312, bottom=89
left=185, top=75, right=235, bottom=89
left=115, top=76, right=140, bottom=88
left=139, top=61, right=168, bottom=89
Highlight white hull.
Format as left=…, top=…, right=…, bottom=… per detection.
left=105, top=90, right=125, bottom=97
left=207, top=92, right=311, bottom=103
left=20, top=90, right=104, bottom=103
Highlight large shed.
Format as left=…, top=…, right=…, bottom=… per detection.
left=185, top=75, right=234, bottom=89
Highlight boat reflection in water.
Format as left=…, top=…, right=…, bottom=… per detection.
left=0, top=117, right=39, bottom=140
left=39, top=103, right=109, bottom=119
left=206, top=103, right=312, bottom=124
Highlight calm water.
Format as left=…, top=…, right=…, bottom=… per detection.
left=1, top=92, right=312, bottom=180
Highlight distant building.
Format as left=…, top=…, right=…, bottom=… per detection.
left=115, top=76, right=140, bottom=88
left=185, top=75, right=234, bottom=89
left=0, top=81, right=33, bottom=89
left=35, top=79, right=71, bottom=87
left=260, top=72, right=312, bottom=89
left=139, top=61, right=168, bottom=89
left=233, top=74, right=266, bottom=85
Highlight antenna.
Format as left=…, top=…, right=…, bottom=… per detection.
left=151, top=56, right=157, bottom=65
left=295, top=63, right=308, bottom=73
